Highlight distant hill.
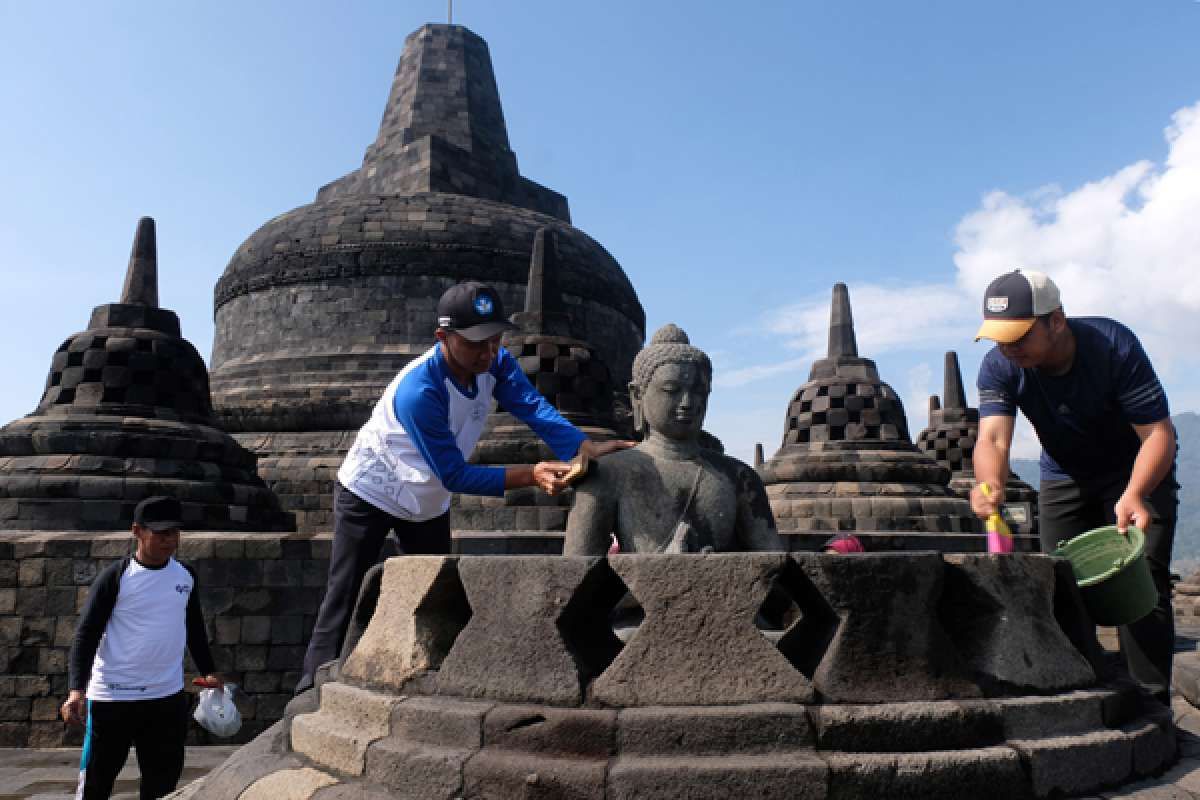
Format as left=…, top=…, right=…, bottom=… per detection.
left=1011, top=412, right=1199, bottom=575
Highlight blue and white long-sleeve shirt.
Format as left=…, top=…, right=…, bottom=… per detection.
left=338, top=343, right=587, bottom=520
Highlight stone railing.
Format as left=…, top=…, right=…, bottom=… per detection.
left=183, top=552, right=1177, bottom=800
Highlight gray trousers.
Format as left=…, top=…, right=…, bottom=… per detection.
left=1038, top=469, right=1178, bottom=702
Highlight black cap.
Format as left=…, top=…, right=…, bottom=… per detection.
left=133, top=496, right=183, bottom=531
left=975, top=270, right=1062, bottom=343
left=436, top=281, right=517, bottom=342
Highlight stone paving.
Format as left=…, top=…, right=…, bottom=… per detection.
left=0, top=746, right=236, bottom=799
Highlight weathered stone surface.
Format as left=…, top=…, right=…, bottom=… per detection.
left=608, top=753, right=828, bottom=800
left=463, top=750, right=607, bottom=800
left=941, top=554, right=1095, bottom=693
left=183, top=722, right=298, bottom=800
left=824, top=747, right=1028, bottom=800
left=481, top=705, right=616, bottom=758
left=811, top=700, right=1002, bottom=753
left=239, top=767, right=338, bottom=800
left=591, top=554, right=814, bottom=705
left=617, top=704, right=812, bottom=755
left=341, top=557, right=468, bottom=691
left=391, top=695, right=492, bottom=748
left=365, top=737, right=472, bottom=800
left=290, top=682, right=400, bottom=776
left=995, top=690, right=1111, bottom=739
left=795, top=552, right=980, bottom=701
left=437, top=556, right=616, bottom=705
left=1010, top=729, right=1132, bottom=797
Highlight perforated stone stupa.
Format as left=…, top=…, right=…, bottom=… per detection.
left=452, top=228, right=623, bottom=553
left=916, top=351, right=1038, bottom=537
left=178, top=552, right=1175, bottom=800
left=0, top=218, right=291, bottom=531
left=757, top=284, right=979, bottom=550
left=208, top=24, right=645, bottom=532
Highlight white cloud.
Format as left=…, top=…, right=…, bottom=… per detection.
left=904, top=361, right=934, bottom=435
left=756, top=283, right=976, bottom=362
left=953, top=99, right=1200, bottom=383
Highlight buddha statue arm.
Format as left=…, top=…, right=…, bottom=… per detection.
left=735, top=463, right=786, bottom=552
left=562, top=475, right=617, bottom=556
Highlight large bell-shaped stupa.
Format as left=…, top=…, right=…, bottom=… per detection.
left=0, top=218, right=291, bottom=531
left=757, top=284, right=979, bottom=550
left=208, top=24, right=645, bottom=531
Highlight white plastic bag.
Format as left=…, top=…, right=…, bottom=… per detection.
left=193, top=684, right=242, bottom=738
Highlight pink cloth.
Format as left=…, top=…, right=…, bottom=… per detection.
left=824, top=535, right=865, bottom=554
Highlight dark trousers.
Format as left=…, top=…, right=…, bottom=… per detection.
left=1039, top=470, right=1179, bottom=701
left=300, top=482, right=451, bottom=684
left=77, top=691, right=189, bottom=800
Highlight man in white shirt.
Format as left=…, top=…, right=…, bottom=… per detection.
left=62, top=496, right=223, bottom=800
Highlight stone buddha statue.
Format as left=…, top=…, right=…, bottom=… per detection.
left=563, top=325, right=783, bottom=554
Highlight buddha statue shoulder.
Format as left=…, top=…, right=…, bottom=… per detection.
left=563, top=324, right=783, bottom=554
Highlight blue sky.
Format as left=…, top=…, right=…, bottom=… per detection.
left=1, top=1, right=1198, bottom=464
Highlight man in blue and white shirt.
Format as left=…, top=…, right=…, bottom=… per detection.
left=299, top=281, right=628, bottom=689
left=970, top=269, right=1178, bottom=703
left=63, top=496, right=223, bottom=800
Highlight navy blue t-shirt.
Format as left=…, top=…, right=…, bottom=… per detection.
left=977, top=317, right=1169, bottom=481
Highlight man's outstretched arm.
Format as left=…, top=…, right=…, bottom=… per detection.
left=970, top=414, right=1015, bottom=519
left=1115, top=418, right=1176, bottom=533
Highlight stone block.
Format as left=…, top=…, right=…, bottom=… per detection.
left=30, top=696, right=58, bottom=721
left=1010, top=729, right=1131, bottom=797
left=0, top=560, right=15, bottom=588
left=15, top=675, right=50, bottom=697
left=366, top=736, right=474, bottom=799
left=245, top=538, right=283, bottom=559
left=996, top=690, right=1109, bottom=739
left=592, top=554, right=813, bottom=706
left=44, top=558, right=73, bottom=586
left=243, top=671, right=281, bottom=694
left=0, top=588, right=15, bottom=613
left=38, top=647, right=67, bottom=675
left=242, top=616, right=271, bottom=644
left=214, top=616, right=241, bottom=645
left=291, top=682, right=400, bottom=776
left=464, top=750, right=607, bottom=800
left=271, top=616, right=303, bottom=645
left=618, top=704, right=812, bottom=755
left=392, top=696, right=492, bottom=748
left=16, top=587, right=46, bottom=615
left=236, top=646, right=268, bottom=671
left=240, top=767, right=338, bottom=800
left=46, top=587, right=77, bottom=615
left=482, top=705, right=616, bottom=759
left=608, top=753, right=829, bottom=800
left=824, top=747, right=1026, bottom=800
left=91, top=538, right=133, bottom=558
left=214, top=538, right=245, bottom=559
left=342, top=557, right=469, bottom=692
left=18, top=558, right=45, bottom=587
left=812, top=700, right=1003, bottom=753
left=794, top=552, right=979, bottom=702
left=0, top=696, right=32, bottom=720
left=437, top=556, right=616, bottom=705
left=941, top=555, right=1094, bottom=693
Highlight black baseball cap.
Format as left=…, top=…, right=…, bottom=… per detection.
left=436, top=281, right=517, bottom=342
left=975, top=269, right=1062, bottom=343
left=133, top=496, right=183, bottom=531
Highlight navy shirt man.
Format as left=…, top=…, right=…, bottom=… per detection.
left=63, top=496, right=224, bottom=800
left=299, top=281, right=629, bottom=691
left=971, top=269, right=1178, bottom=703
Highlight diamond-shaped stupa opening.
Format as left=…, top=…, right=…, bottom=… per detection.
left=413, top=562, right=474, bottom=667
left=556, top=559, right=629, bottom=684
left=765, top=559, right=839, bottom=679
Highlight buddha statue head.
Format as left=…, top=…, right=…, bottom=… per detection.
left=629, top=324, right=712, bottom=441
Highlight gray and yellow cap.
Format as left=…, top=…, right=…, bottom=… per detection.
left=975, top=270, right=1062, bottom=343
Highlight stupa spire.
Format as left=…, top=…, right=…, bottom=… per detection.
left=511, top=228, right=572, bottom=337
left=943, top=351, right=967, bottom=410
left=119, top=217, right=158, bottom=308
left=827, top=283, right=858, bottom=358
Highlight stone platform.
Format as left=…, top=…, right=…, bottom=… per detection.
left=172, top=552, right=1179, bottom=799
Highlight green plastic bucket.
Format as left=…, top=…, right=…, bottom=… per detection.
left=1054, top=525, right=1156, bottom=626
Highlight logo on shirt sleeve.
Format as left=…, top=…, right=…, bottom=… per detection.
left=175, top=583, right=191, bottom=595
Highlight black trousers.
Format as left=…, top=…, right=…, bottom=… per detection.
left=300, top=482, right=451, bottom=684
left=77, top=691, right=189, bottom=800
left=1039, top=470, right=1179, bottom=701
